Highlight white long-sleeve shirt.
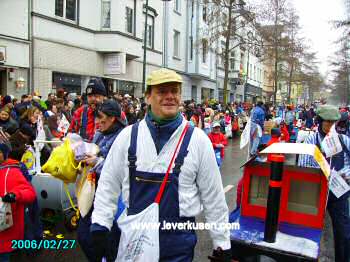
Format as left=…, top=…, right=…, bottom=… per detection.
left=91, top=118, right=231, bottom=250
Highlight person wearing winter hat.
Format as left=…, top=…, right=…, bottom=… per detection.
left=267, top=128, right=281, bottom=147
left=299, top=105, right=350, bottom=262
left=2, top=95, right=12, bottom=108
left=0, top=142, right=36, bottom=261
left=77, top=99, right=125, bottom=262
left=336, top=111, right=350, bottom=137
left=69, top=78, right=107, bottom=142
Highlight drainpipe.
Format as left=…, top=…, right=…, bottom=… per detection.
left=195, top=0, right=199, bottom=75
left=185, top=0, right=189, bottom=73
left=163, top=1, right=169, bottom=68
left=28, top=0, right=34, bottom=94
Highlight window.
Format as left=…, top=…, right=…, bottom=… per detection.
left=55, top=0, right=77, bottom=21
left=202, top=6, right=207, bottom=22
left=174, top=0, right=181, bottom=12
left=191, top=85, right=197, bottom=101
left=231, top=19, right=237, bottom=35
left=254, top=66, right=256, bottom=80
left=143, top=15, right=154, bottom=48
left=173, top=30, right=180, bottom=57
left=202, top=39, right=208, bottom=63
left=125, top=7, right=134, bottom=34
left=189, top=36, right=193, bottom=60
left=230, top=51, right=235, bottom=70
left=221, top=41, right=226, bottom=66
left=101, top=0, right=111, bottom=29
left=191, top=0, right=194, bottom=18
left=55, top=0, right=64, bottom=17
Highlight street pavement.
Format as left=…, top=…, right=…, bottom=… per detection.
left=12, top=137, right=334, bottom=261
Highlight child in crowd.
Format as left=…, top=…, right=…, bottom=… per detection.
left=208, top=122, right=228, bottom=167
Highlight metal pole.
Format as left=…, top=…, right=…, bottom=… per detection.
left=244, top=48, right=250, bottom=102
left=264, top=154, right=285, bottom=243
left=142, top=0, right=149, bottom=95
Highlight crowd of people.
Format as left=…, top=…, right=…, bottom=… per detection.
left=0, top=67, right=349, bottom=262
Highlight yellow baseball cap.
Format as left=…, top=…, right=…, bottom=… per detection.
left=146, top=68, right=182, bottom=88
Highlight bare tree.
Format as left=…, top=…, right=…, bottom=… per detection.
left=199, top=0, right=256, bottom=104
left=250, top=0, right=292, bottom=103
left=329, top=35, right=350, bottom=104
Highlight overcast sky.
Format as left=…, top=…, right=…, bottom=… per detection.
left=247, top=0, right=346, bottom=79
left=293, top=0, right=346, bottom=77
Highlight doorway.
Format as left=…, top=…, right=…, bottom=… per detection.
left=0, top=68, right=6, bottom=96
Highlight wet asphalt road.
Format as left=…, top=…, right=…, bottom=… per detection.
left=12, top=138, right=334, bottom=262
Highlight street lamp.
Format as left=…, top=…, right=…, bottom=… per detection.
left=142, top=0, right=172, bottom=95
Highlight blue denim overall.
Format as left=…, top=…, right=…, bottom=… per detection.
left=128, top=122, right=197, bottom=262
left=317, top=136, right=350, bottom=262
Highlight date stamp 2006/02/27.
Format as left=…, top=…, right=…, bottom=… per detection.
left=2, top=240, right=77, bottom=250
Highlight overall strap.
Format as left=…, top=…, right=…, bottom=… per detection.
left=338, top=134, right=350, bottom=159
left=155, top=123, right=190, bottom=204
left=80, top=105, right=88, bottom=139
left=173, top=125, right=195, bottom=175
left=128, top=122, right=140, bottom=172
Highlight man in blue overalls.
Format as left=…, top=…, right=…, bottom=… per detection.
left=299, top=105, right=350, bottom=262
left=90, top=68, right=231, bottom=262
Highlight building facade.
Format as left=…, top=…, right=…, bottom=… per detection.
left=0, top=0, right=264, bottom=103
left=0, top=0, right=31, bottom=97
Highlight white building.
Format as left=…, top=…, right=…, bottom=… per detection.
left=0, top=0, right=263, bottom=103
left=29, top=0, right=219, bottom=102
left=0, top=0, right=31, bottom=97
left=32, top=0, right=163, bottom=98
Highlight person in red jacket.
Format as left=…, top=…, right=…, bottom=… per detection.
left=267, top=128, right=281, bottom=147
left=280, top=121, right=290, bottom=142
left=0, top=143, right=36, bottom=261
left=69, top=78, right=107, bottom=142
left=208, top=122, right=228, bottom=166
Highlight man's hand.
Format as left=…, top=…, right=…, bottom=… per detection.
left=208, top=247, right=233, bottom=262
left=91, top=230, right=108, bottom=262
left=2, top=193, right=16, bottom=203
left=216, top=144, right=224, bottom=148
left=82, top=154, right=98, bottom=166
left=340, top=173, right=350, bottom=185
